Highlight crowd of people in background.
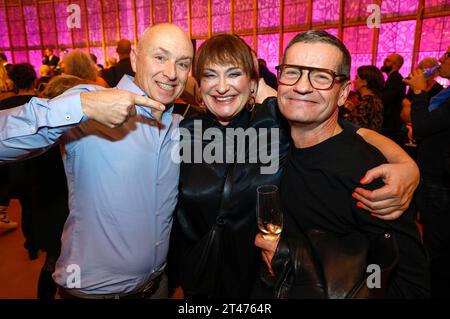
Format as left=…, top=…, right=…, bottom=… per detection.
left=0, top=26, right=449, bottom=299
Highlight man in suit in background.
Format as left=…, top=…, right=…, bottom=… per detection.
left=100, top=39, right=135, bottom=87
left=380, top=53, right=406, bottom=144
left=42, top=48, right=60, bottom=70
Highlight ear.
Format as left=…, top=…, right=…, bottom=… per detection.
left=130, top=49, right=137, bottom=73
left=250, top=79, right=258, bottom=97
left=337, top=80, right=352, bottom=107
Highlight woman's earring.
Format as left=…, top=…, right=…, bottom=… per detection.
left=247, top=89, right=256, bottom=112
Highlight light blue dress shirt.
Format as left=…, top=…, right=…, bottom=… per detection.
left=0, top=76, right=181, bottom=294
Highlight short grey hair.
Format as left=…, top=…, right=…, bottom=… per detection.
left=283, top=30, right=351, bottom=79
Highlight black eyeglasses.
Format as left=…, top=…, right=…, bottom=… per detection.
left=275, top=64, right=348, bottom=90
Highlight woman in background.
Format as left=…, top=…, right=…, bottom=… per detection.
left=62, top=50, right=109, bottom=87
left=346, top=65, right=385, bottom=131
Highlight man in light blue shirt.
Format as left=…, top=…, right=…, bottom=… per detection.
left=0, top=24, right=194, bottom=298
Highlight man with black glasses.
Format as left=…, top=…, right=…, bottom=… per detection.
left=256, top=30, right=430, bottom=298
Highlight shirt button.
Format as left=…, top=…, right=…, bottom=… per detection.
left=65, top=114, right=71, bottom=120
left=29, top=126, right=35, bottom=133
left=155, top=210, right=159, bottom=216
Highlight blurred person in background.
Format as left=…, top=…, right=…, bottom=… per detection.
left=258, top=58, right=278, bottom=90
left=36, top=64, right=53, bottom=93
left=100, top=39, right=135, bottom=87
left=0, top=51, right=13, bottom=73
left=89, top=53, right=104, bottom=70
left=62, top=50, right=108, bottom=87
left=346, top=65, right=385, bottom=131
left=42, top=48, right=60, bottom=70
left=401, top=58, right=443, bottom=125
left=0, top=63, right=38, bottom=256
left=105, top=56, right=117, bottom=69
left=404, top=48, right=450, bottom=298
left=380, top=53, right=406, bottom=144
left=0, top=63, right=15, bottom=102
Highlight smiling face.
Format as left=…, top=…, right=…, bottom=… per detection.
left=131, top=24, right=193, bottom=106
left=200, top=63, right=256, bottom=125
left=277, top=42, right=351, bottom=127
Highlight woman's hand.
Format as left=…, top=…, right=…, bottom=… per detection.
left=353, top=161, right=419, bottom=220
left=355, top=128, right=420, bottom=220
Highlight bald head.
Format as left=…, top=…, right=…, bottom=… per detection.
left=418, top=57, right=439, bottom=70
left=137, top=24, right=192, bottom=55
left=131, top=23, right=194, bottom=106
left=382, top=53, right=404, bottom=74
left=389, top=53, right=404, bottom=70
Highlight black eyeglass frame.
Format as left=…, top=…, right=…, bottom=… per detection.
left=275, top=64, right=349, bottom=90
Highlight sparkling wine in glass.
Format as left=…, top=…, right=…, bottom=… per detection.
left=256, top=185, right=283, bottom=240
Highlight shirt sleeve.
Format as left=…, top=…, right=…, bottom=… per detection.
left=0, top=85, right=100, bottom=162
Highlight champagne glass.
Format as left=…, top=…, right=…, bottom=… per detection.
left=256, top=185, right=283, bottom=240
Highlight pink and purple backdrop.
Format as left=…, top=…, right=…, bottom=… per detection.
left=0, top=0, right=448, bottom=86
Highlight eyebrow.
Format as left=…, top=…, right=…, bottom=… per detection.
left=153, top=47, right=192, bottom=61
left=204, top=66, right=242, bottom=72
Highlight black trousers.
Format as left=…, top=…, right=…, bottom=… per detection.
left=417, top=179, right=450, bottom=298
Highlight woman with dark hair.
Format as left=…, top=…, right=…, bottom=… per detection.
left=346, top=65, right=385, bottom=131
left=169, top=34, right=422, bottom=298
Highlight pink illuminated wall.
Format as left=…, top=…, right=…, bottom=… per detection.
left=212, top=0, right=230, bottom=34
left=172, top=0, right=188, bottom=33
left=234, top=0, right=253, bottom=33
left=284, top=0, right=308, bottom=28
left=376, top=20, right=417, bottom=77
left=418, top=16, right=450, bottom=86
left=0, top=0, right=448, bottom=87
left=343, top=26, right=373, bottom=81
left=312, top=0, right=339, bottom=25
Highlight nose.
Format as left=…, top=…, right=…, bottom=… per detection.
left=163, top=62, right=177, bottom=81
left=215, top=75, right=229, bottom=94
left=292, top=71, right=313, bottom=94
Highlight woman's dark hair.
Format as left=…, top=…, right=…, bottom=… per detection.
left=9, top=63, right=37, bottom=90
left=357, top=65, right=385, bottom=96
left=194, top=34, right=258, bottom=84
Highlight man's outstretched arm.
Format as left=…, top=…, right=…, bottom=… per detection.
left=0, top=87, right=165, bottom=162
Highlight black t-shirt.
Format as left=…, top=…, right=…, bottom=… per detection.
left=281, top=124, right=430, bottom=298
